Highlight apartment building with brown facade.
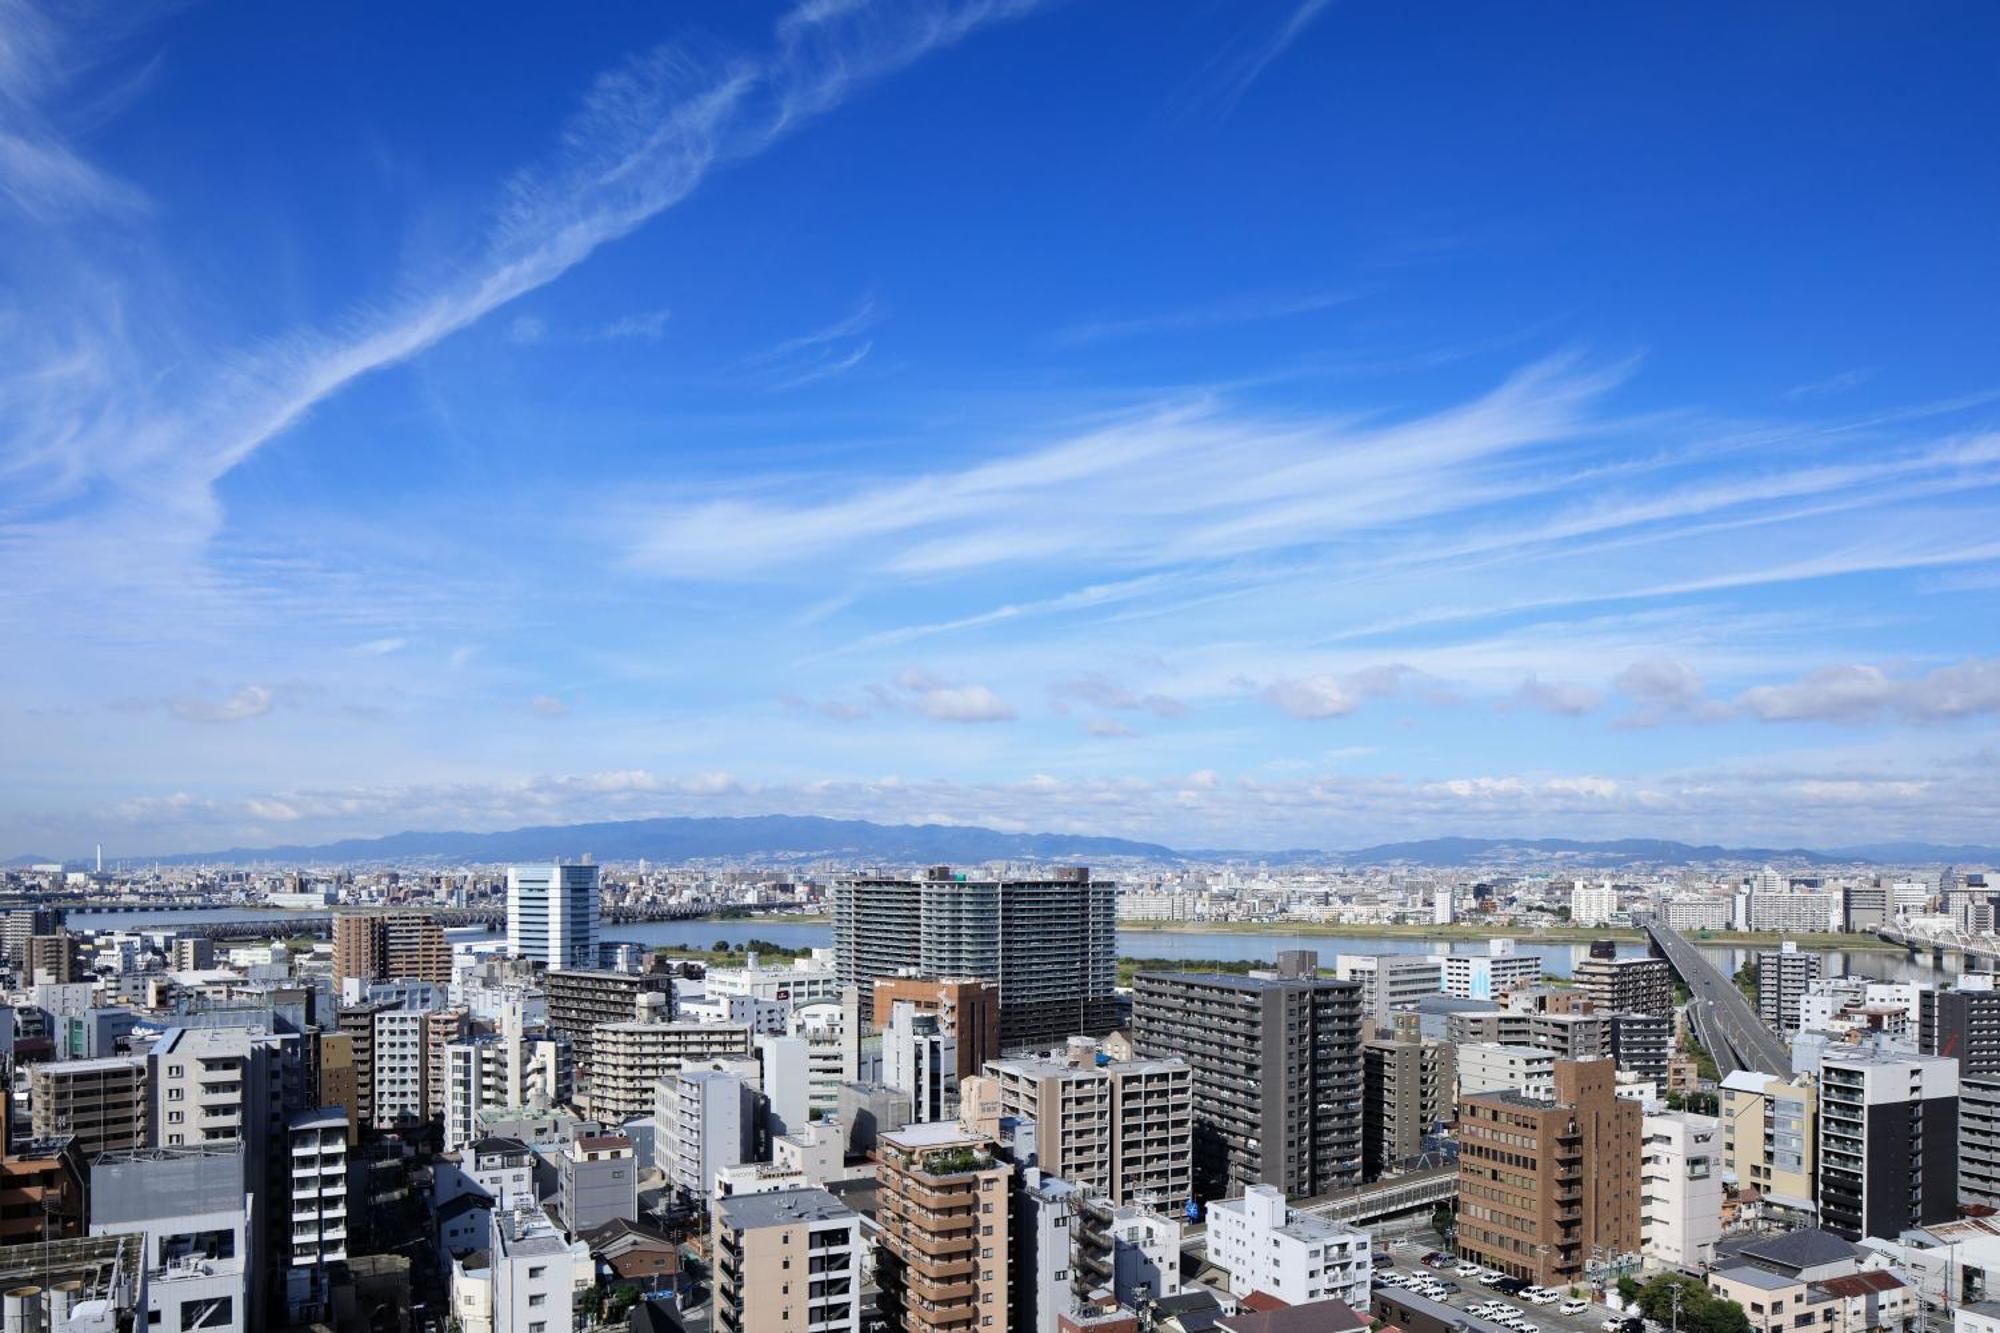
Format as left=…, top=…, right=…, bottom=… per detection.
left=874, top=1120, right=1011, bottom=1333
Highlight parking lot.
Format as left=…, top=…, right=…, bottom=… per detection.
left=1376, top=1237, right=1632, bottom=1333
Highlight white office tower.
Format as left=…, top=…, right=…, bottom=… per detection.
left=1640, top=1111, right=1722, bottom=1269
left=1433, top=890, right=1456, bottom=925
left=507, top=863, right=601, bottom=968
left=882, top=1001, right=957, bottom=1122
left=90, top=1142, right=256, bottom=1333
left=657, top=1067, right=759, bottom=1199
left=286, top=1107, right=351, bottom=1322
left=1206, top=1184, right=1371, bottom=1308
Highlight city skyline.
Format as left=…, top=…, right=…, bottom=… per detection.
left=6, top=1, right=2000, bottom=856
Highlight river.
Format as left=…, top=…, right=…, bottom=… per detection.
left=69, top=908, right=1955, bottom=984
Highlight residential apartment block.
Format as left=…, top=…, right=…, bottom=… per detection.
left=984, top=1053, right=1194, bottom=1206
left=1206, top=1184, right=1371, bottom=1309
left=1719, top=1070, right=1818, bottom=1220
left=1573, top=943, right=1672, bottom=1016
left=714, top=1187, right=865, bottom=1333
left=874, top=1121, right=1011, bottom=1333
left=1640, top=1111, right=1721, bottom=1270
left=1756, top=944, right=1823, bottom=1034
left=30, top=1054, right=147, bottom=1156
left=1816, top=1049, right=1957, bottom=1241
left=1132, top=951, right=1363, bottom=1201
left=1362, top=1035, right=1454, bottom=1179
left=834, top=866, right=1117, bottom=1050
left=332, top=910, right=452, bottom=986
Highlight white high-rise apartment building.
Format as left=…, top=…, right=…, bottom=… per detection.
left=1570, top=880, right=1620, bottom=927
left=1207, top=1184, right=1371, bottom=1308
left=1640, top=1112, right=1721, bottom=1269
left=657, top=1067, right=758, bottom=1198
left=882, top=1002, right=957, bottom=1122
left=373, top=1008, right=427, bottom=1126
left=443, top=1016, right=571, bottom=1151
left=585, top=1020, right=754, bottom=1124
left=287, top=1107, right=351, bottom=1322
left=507, top=863, right=600, bottom=969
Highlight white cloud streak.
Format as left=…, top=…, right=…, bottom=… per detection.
left=0, top=0, right=1044, bottom=582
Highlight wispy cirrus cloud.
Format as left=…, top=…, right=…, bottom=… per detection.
left=1785, top=367, right=1875, bottom=401
left=1180, top=0, right=1336, bottom=120
left=1054, top=287, right=1354, bottom=346
left=625, top=356, right=1623, bottom=579
left=744, top=296, right=878, bottom=391
left=591, top=307, right=672, bottom=343
left=0, top=0, right=1042, bottom=594
left=0, top=0, right=149, bottom=220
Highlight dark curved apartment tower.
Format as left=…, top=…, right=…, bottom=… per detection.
left=833, top=866, right=1118, bottom=1052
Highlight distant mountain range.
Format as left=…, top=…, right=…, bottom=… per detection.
left=12, top=816, right=2000, bottom=869
left=72, top=815, right=1180, bottom=869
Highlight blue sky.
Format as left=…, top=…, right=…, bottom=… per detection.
left=5, top=0, right=2000, bottom=857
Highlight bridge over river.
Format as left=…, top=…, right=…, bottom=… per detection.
left=1641, top=920, right=1791, bottom=1078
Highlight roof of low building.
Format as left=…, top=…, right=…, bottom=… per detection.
left=1712, top=1264, right=1802, bottom=1292
left=1813, top=1272, right=1907, bottom=1299
left=1218, top=1298, right=1370, bottom=1333
left=1739, top=1228, right=1866, bottom=1273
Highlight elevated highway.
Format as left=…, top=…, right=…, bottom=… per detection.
left=1642, top=920, right=1791, bottom=1078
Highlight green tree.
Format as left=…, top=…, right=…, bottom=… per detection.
left=1734, top=959, right=1760, bottom=1004
left=1629, top=1274, right=1751, bottom=1333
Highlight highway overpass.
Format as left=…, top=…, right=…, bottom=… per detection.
left=1642, top=920, right=1791, bottom=1078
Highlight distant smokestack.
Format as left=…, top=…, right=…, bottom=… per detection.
left=95, top=844, right=102, bottom=874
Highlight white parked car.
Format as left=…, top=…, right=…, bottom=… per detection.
left=1561, top=1301, right=1590, bottom=1317
left=1603, top=1320, right=1629, bottom=1332
left=1458, top=1264, right=1486, bottom=1279
left=1524, top=1288, right=1560, bottom=1305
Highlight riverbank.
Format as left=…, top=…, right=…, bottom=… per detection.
left=1117, top=920, right=1902, bottom=951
